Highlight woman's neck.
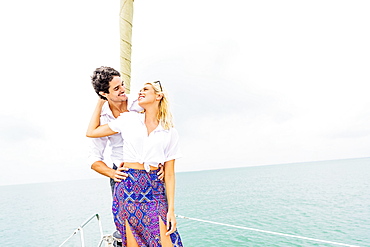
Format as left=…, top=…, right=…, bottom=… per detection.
left=144, top=106, right=159, bottom=123
left=144, top=106, right=160, bottom=135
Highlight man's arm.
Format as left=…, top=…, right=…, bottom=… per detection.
left=87, top=101, right=128, bottom=181
left=88, top=132, right=129, bottom=182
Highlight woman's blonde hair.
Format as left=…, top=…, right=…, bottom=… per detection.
left=145, top=81, right=174, bottom=130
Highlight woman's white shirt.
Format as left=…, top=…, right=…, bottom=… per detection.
left=87, top=96, right=143, bottom=166
left=108, top=112, right=181, bottom=172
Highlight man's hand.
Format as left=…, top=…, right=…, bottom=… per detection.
left=112, top=164, right=129, bottom=182
left=92, top=161, right=129, bottom=182
left=157, top=164, right=165, bottom=181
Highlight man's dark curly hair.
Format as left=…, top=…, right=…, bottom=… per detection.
left=91, top=66, right=121, bottom=99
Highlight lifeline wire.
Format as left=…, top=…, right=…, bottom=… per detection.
left=175, top=215, right=361, bottom=247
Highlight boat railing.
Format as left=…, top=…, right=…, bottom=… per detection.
left=59, top=213, right=115, bottom=247
left=60, top=213, right=362, bottom=247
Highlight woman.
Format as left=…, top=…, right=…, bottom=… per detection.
left=87, top=80, right=183, bottom=247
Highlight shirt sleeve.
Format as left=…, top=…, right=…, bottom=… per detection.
left=108, top=112, right=134, bottom=133
left=108, top=115, right=124, bottom=133
left=128, top=97, right=144, bottom=112
left=87, top=136, right=108, bottom=165
left=165, top=128, right=182, bottom=162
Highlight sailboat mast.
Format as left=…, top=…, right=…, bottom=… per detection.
left=119, top=0, right=134, bottom=94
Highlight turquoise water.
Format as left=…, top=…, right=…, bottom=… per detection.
left=1, top=158, right=369, bottom=246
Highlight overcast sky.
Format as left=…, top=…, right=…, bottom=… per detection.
left=1, top=0, right=370, bottom=186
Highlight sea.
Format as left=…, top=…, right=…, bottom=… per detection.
left=0, top=158, right=369, bottom=247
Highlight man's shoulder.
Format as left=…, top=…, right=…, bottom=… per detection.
left=101, top=101, right=111, bottom=114
left=100, top=102, right=114, bottom=123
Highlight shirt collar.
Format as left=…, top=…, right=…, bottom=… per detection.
left=139, top=113, right=167, bottom=132
left=101, top=94, right=137, bottom=118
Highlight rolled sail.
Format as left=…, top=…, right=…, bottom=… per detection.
left=119, top=0, right=134, bottom=93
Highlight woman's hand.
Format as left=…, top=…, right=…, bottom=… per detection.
left=98, top=97, right=106, bottom=104
left=157, top=164, right=165, bottom=181
left=166, top=211, right=177, bottom=236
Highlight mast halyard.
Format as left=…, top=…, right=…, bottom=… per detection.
left=119, top=0, right=134, bottom=94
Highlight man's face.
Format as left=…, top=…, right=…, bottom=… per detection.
left=103, top=76, right=128, bottom=102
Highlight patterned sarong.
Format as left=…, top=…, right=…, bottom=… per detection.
left=113, top=169, right=183, bottom=247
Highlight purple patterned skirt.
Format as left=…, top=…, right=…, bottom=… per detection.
left=112, top=168, right=183, bottom=247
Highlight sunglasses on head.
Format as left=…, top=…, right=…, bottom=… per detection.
left=153, top=81, right=163, bottom=92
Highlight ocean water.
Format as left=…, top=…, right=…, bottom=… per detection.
left=0, top=158, right=369, bottom=246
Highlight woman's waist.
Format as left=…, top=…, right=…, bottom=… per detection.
left=124, top=162, right=159, bottom=170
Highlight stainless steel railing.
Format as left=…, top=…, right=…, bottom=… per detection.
left=59, top=213, right=109, bottom=247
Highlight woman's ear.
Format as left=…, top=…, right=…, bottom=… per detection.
left=156, top=93, right=163, bottom=101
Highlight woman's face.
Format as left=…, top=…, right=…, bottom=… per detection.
left=138, top=84, right=161, bottom=106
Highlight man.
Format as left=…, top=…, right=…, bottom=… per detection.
left=88, top=66, right=137, bottom=189
left=88, top=66, right=163, bottom=246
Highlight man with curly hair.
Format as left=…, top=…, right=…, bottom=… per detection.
left=88, top=66, right=164, bottom=246
left=89, top=66, right=137, bottom=188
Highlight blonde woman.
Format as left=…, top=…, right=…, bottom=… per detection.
left=87, top=80, right=183, bottom=247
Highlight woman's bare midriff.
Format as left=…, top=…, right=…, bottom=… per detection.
left=124, top=162, right=158, bottom=170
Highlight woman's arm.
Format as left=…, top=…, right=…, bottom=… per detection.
left=86, top=99, right=117, bottom=138
left=164, top=159, right=177, bottom=235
